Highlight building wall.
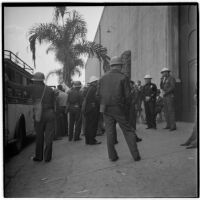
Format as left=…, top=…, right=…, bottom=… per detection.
left=85, top=6, right=179, bottom=87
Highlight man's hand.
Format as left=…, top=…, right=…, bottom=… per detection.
left=145, top=96, right=150, bottom=102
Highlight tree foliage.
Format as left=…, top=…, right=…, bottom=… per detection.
left=28, top=7, right=110, bottom=86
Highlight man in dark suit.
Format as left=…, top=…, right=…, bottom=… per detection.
left=82, top=76, right=101, bottom=145
left=142, top=74, right=157, bottom=129
left=98, top=56, right=141, bottom=162
left=160, top=67, right=176, bottom=131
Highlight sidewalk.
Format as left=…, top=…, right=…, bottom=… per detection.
left=4, top=122, right=197, bottom=197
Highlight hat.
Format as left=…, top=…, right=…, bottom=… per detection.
left=31, top=72, right=45, bottom=81
left=89, top=75, right=99, bottom=83
left=161, top=67, right=170, bottom=73
left=110, top=56, right=123, bottom=66
left=144, top=74, right=152, bottom=79
left=73, top=81, right=82, bottom=88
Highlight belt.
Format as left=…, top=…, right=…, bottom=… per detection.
left=42, top=104, right=54, bottom=110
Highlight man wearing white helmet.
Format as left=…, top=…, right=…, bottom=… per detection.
left=82, top=76, right=101, bottom=145
left=142, top=74, right=157, bottom=129
left=160, top=67, right=176, bottom=131
left=98, top=56, right=141, bottom=162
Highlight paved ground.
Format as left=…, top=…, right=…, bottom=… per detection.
left=4, top=122, right=198, bottom=197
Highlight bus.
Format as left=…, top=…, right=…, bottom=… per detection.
left=4, top=50, right=35, bottom=152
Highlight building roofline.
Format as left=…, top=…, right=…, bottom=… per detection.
left=91, top=6, right=105, bottom=43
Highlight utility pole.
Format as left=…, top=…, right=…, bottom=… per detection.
left=99, top=25, right=102, bottom=77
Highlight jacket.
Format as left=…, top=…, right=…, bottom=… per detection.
left=98, top=69, right=131, bottom=107
left=160, top=75, right=176, bottom=96
left=142, top=82, right=157, bottom=102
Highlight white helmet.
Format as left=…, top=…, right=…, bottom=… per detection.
left=161, top=67, right=170, bottom=73
left=89, top=75, right=99, bottom=83
left=144, top=74, right=152, bottom=79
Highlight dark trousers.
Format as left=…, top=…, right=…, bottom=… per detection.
left=103, top=106, right=140, bottom=160
left=55, top=107, right=66, bottom=138
left=63, top=112, right=68, bottom=136
left=85, top=109, right=99, bottom=144
left=69, top=108, right=82, bottom=140
left=129, top=104, right=137, bottom=130
left=34, top=109, right=55, bottom=161
left=163, top=95, right=176, bottom=129
left=144, top=101, right=156, bottom=128
left=97, top=113, right=105, bottom=135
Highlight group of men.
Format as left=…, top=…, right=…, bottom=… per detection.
left=6, top=55, right=196, bottom=163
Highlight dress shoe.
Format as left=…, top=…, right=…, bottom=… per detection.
left=136, top=137, right=142, bottom=142
left=170, top=128, right=176, bottom=131
left=152, top=127, right=157, bottom=129
left=114, top=140, right=119, bottom=145
left=32, top=157, right=42, bottom=162
left=110, top=156, right=119, bottom=162
left=54, top=137, right=62, bottom=141
left=186, top=145, right=197, bottom=149
left=74, top=138, right=82, bottom=141
left=45, top=159, right=51, bottom=163
left=146, top=127, right=152, bottom=129
left=180, top=143, right=190, bottom=146
left=134, top=156, right=141, bottom=162
left=163, top=127, right=170, bottom=129
left=90, top=141, right=101, bottom=145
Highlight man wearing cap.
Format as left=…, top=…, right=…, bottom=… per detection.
left=142, top=74, right=157, bottom=129
left=98, top=56, right=141, bottom=162
left=82, top=76, right=101, bottom=145
left=67, top=81, right=82, bottom=141
left=6, top=72, right=56, bottom=162
left=160, top=68, right=176, bottom=131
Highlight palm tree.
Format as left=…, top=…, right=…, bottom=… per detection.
left=28, top=6, right=110, bottom=86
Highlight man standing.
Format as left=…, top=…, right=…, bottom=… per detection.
left=160, top=68, right=176, bottom=131
left=142, top=75, right=157, bottom=129
left=82, top=76, right=101, bottom=145
left=55, top=85, right=68, bottom=139
left=129, top=81, right=139, bottom=130
left=7, top=72, right=56, bottom=162
left=98, top=56, right=141, bottom=162
left=67, top=81, right=82, bottom=141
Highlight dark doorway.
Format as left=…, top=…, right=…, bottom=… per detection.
left=179, top=5, right=197, bottom=122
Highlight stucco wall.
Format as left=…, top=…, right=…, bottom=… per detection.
left=85, top=6, right=177, bottom=87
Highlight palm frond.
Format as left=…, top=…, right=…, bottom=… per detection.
left=63, top=10, right=87, bottom=45
left=28, top=23, right=62, bottom=66
left=73, top=41, right=110, bottom=66
left=53, top=6, right=69, bottom=24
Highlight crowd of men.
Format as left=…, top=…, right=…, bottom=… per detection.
left=5, top=56, right=197, bottom=163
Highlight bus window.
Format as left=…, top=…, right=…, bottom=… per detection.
left=6, top=68, right=15, bottom=82
left=15, top=72, right=23, bottom=84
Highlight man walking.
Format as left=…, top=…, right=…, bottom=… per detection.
left=7, top=72, right=56, bottom=162
left=82, top=76, right=101, bottom=145
left=142, top=75, right=157, bottom=129
left=98, top=56, right=141, bottom=162
left=160, top=68, right=176, bottom=131
left=67, top=81, right=82, bottom=141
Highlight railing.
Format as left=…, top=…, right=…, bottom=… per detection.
left=4, top=50, right=34, bottom=74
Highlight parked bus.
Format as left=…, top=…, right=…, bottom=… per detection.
left=4, top=50, right=35, bottom=152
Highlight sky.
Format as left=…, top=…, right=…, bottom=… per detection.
left=4, top=6, right=104, bottom=85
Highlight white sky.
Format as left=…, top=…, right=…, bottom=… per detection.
left=4, top=6, right=104, bottom=85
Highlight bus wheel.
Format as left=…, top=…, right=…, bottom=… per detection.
left=15, top=122, right=25, bottom=153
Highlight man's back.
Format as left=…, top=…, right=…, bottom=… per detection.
left=99, top=69, right=130, bottom=106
